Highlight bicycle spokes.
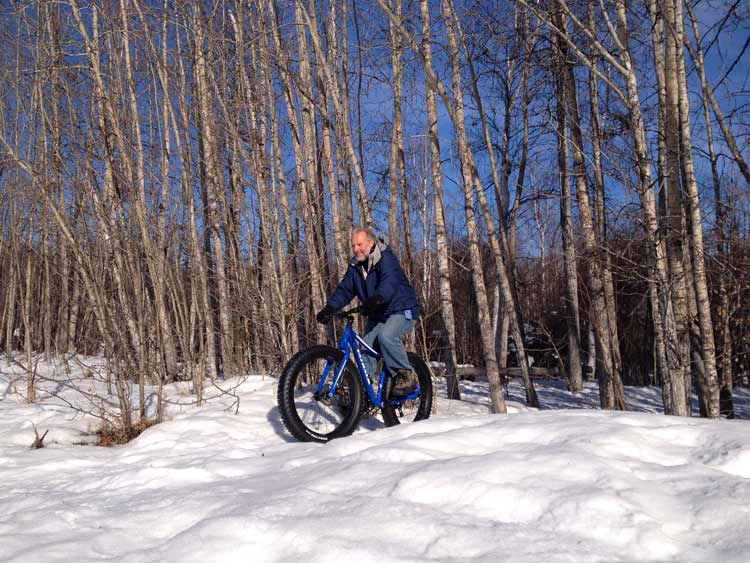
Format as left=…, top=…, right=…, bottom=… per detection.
left=278, top=346, right=363, bottom=441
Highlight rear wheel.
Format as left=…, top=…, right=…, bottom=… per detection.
left=277, top=345, right=363, bottom=442
left=381, top=352, right=432, bottom=427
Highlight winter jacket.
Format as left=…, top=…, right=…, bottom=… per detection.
left=326, top=241, right=420, bottom=322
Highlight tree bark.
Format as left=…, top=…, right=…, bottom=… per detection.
left=654, top=0, right=692, bottom=415
left=441, top=0, right=538, bottom=407
left=671, top=0, right=720, bottom=417
left=439, top=0, right=506, bottom=412
left=419, top=0, right=460, bottom=400
left=553, top=35, right=584, bottom=393
left=586, top=0, right=620, bottom=388
left=295, top=0, right=373, bottom=227
left=193, top=2, right=233, bottom=377
left=554, top=4, right=624, bottom=408
left=686, top=1, right=733, bottom=415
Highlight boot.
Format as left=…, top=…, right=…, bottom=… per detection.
left=392, top=369, right=417, bottom=394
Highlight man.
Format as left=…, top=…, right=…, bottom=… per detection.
left=316, top=227, right=419, bottom=393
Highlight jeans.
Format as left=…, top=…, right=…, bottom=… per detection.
left=361, top=313, right=416, bottom=382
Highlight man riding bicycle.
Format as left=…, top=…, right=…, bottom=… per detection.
left=316, top=227, right=420, bottom=394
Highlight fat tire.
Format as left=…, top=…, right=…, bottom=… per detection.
left=277, top=345, right=363, bottom=442
left=381, top=352, right=433, bottom=427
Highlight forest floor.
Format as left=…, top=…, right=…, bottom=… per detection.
left=1, top=355, right=749, bottom=562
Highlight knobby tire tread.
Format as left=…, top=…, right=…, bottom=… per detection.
left=277, top=345, right=363, bottom=443
left=381, top=352, right=432, bottom=427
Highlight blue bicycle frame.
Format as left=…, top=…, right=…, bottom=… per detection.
left=314, top=317, right=419, bottom=408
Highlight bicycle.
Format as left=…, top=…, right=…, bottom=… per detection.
left=277, top=306, right=433, bottom=443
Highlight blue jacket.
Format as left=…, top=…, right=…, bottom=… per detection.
left=326, top=242, right=420, bottom=323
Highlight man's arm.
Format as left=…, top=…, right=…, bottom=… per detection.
left=326, top=265, right=356, bottom=311
left=373, top=251, right=402, bottom=304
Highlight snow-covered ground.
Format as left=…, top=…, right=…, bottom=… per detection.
left=1, top=356, right=750, bottom=562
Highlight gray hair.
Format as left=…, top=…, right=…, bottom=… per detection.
left=352, top=226, right=378, bottom=241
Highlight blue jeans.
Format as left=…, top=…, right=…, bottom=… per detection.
left=362, top=313, right=416, bottom=382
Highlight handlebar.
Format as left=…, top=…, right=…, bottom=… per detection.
left=333, top=306, right=364, bottom=321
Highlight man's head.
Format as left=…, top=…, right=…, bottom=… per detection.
left=351, top=227, right=377, bottom=261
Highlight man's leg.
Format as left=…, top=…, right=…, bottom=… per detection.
left=376, top=313, right=416, bottom=376
left=361, top=321, right=384, bottom=383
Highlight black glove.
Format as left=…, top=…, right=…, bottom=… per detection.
left=360, top=294, right=385, bottom=315
left=316, top=305, right=335, bottom=325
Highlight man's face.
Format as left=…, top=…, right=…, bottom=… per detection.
left=352, top=231, right=374, bottom=261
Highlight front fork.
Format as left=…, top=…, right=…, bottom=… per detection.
left=313, top=350, right=348, bottom=400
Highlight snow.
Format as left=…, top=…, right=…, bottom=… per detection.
left=2, top=356, right=750, bottom=562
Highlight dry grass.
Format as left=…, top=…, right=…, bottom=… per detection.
left=95, top=418, right=160, bottom=447
left=31, top=425, right=49, bottom=449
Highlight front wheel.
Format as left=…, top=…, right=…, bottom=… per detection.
left=381, top=352, right=433, bottom=427
left=277, top=345, right=363, bottom=442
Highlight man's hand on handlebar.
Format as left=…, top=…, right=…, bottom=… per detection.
left=315, top=305, right=334, bottom=325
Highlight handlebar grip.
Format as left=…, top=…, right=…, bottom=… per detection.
left=333, top=306, right=363, bottom=318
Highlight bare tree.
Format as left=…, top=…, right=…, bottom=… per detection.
left=552, top=4, right=624, bottom=408
left=685, top=1, right=733, bottom=413
left=552, top=23, right=584, bottom=393
left=419, top=0, right=460, bottom=400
